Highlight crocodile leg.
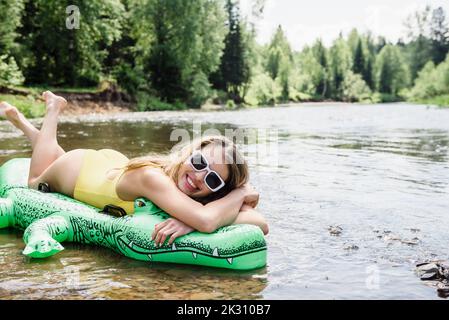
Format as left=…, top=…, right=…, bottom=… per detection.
left=23, top=215, right=70, bottom=258
left=0, top=198, right=13, bottom=229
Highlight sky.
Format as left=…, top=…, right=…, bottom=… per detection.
left=240, top=0, right=449, bottom=51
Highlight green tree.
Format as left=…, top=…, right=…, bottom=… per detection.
left=266, top=26, right=292, bottom=78
left=245, top=72, right=280, bottom=106
left=375, top=45, right=410, bottom=95
left=311, top=39, right=329, bottom=98
left=341, top=71, right=371, bottom=102
left=347, top=29, right=361, bottom=54
left=0, top=55, right=25, bottom=86
left=0, top=0, right=25, bottom=55
left=408, top=53, right=449, bottom=100
left=429, top=6, right=449, bottom=64
left=353, top=39, right=365, bottom=75
left=295, top=47, right=326, bottom=98
left=0, top=0, right=25, bottom=87
left=404, top=36, right=433, bottom=80
left=18, top=0, right=124, bottom=86
left=403, top=5, right=442, bottom=80
left=210, top=0, right=250, bottom=103
left=265, top=25, right=293, bottom=101
left=364, top=55, right=374, bottom=90
left=328, top=36, right=352, bottom=99
left=374, top=36, right=387, bottom=53
left=136, top=0, right=227, bottom=107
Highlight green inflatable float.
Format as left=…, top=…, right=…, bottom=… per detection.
left=0, top=158, right=267, bottom=270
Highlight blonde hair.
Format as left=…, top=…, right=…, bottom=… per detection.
left=123, top=135, right=249, bottom=204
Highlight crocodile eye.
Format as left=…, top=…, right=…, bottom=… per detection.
left=136, top=200, right=146, bottom=207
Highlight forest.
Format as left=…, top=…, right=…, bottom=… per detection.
left=0, top=0, right=448, bottom=115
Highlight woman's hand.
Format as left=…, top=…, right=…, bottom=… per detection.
left=151, top=218, right=195, bottom=247
left=240, top=183, right=259, bottom=208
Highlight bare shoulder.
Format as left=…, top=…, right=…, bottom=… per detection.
left=139, top=166, right=171, bottom=190
left=117, top=166, right=169, bottom=199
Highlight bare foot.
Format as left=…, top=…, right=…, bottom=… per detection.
left=42, top=91, right=67, bottom=114
left=0, top=101, right=22, bottom=127
left=0, top=101, right=40, bottom=142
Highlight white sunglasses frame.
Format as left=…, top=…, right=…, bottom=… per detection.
left=188, top=151, right=226, bottom=192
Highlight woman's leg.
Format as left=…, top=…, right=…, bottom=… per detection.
left=0, top=101, right=65, bottom=155
left=2, top=95, right=83, bottom=197
left=28, top=91, right=68, bottom=186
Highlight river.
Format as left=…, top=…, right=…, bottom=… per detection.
left=0, top=102, right=448, bottom=299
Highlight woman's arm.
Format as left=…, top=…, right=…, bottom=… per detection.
left=232, top=204, right=269, bottom=235
left=151, top=204, right=268, bottom=246
left=123, top=168, right=255, bottom=233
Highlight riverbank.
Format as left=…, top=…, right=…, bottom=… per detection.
left=1, top=86, right=448, bottom=118
left=0, top=85, right=135, bottom=117
left=412, top=94, right=449, bottom=108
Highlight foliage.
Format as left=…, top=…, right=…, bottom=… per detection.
left=407, top=54, right=449, bottom=100
left=375, top=45, right=410, bottom=95
left=136, top=92, right=186, bottom=111
left=210, top=0, right=250, bottom=103
left=245, top=72, right=281, bottom=106
left=0, top=1, right=448, bottom=110
left=328, top=36, right=353, bottom=99
left=341, top=71, right=372, bottom=102
left=265, top=26, right=293, bottom=101
left=0, top=0, right=25, bottom=55
left=18, top=0, right=124, bottom=86
left=0, top=55, right=25, bottom=86
left=135, top=0, right=227, bottom=107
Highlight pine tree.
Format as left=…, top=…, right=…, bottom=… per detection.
left=430, top=6, right=449, bottom=64
left=210, top=0, right=249, bottom=102
left=364, top=56, right=374, bottom=90
left=353, top=39, right=365, bottom=75
left=312, top=39, right=328, bottom=98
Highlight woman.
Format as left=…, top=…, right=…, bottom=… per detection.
left=0, top=91, right=268, bottom=247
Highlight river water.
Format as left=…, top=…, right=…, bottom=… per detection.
left=0, top=102, right=448, bottom=299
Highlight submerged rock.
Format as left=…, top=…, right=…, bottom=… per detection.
left=416, top=261, right=449, bottom=298
left=416, top=262, right=440, bottom=278
left=343, top=244, right=359, bottom=251
left=400, top=238, right=420, bottom=246
left=328, top=226, right=342, bottom=236
left=437, top=282, right=449, bottom=298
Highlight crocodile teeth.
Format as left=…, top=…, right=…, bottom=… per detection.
left=227, top=258, right=233, bottom=265
left=212, top=247, right=219, bottom=257
left=192, top=252, right=197, bottom=259
left=129, top=241, right=133, bottom=248
left=172, top=243, right=177, bottom=251
left=148, top=254, right=152, bottom=260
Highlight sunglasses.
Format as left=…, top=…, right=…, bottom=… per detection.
left=188, top=151, right=226, bottom=192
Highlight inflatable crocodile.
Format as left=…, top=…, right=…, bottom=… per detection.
left=0, top=158, right=267, bottom=270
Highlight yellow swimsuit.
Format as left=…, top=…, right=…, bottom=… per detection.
left=73, top=149, right=134, bottom=214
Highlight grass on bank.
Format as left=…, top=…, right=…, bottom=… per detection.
left=411, top=94, right=449, bottom=107
left=21, top=86, right=101, bottom=95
